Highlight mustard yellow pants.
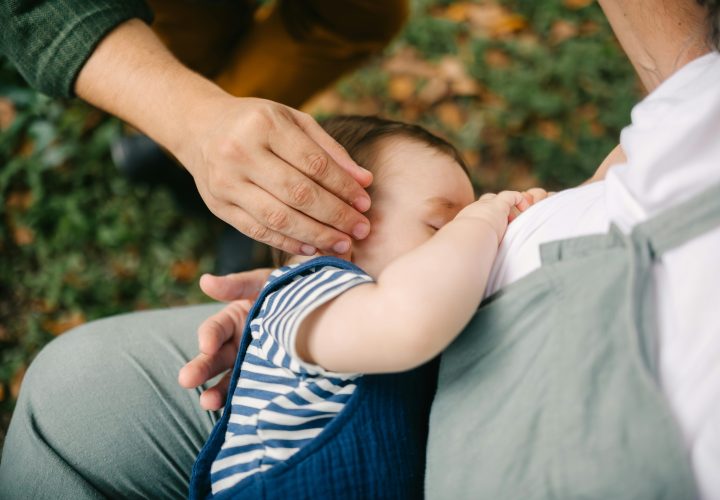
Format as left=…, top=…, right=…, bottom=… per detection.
left=148, top=0, right=409, bottom=108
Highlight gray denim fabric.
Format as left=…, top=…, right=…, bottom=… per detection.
left=425, top=184, right=720, bottom=499
left=0, top=303, right=223, bottom=499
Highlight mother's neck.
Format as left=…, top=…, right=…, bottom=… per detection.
left=599, top=0, right=713, bottom=92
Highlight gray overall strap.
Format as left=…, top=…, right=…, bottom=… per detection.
left=627, top=182, right=720, bottom=379
left=633, top=182, right=720, bottom=258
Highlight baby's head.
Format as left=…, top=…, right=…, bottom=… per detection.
left=275, top=115, right=475, bottom=277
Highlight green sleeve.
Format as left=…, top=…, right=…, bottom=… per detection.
left=0, top=0, right=154, bottom=98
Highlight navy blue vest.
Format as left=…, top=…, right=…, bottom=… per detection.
left=189, top=256, right=438, bottom=499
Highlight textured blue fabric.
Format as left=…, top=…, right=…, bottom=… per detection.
left=190, top=256, right=438, bottom=499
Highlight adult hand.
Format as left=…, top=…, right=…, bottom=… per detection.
left=178, top=269, right=272, bottom=410
left=176, top=97, right=373, bottom=256
left=76, top=20, right=373, bottom=257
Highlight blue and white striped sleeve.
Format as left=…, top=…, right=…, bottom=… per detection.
left=260, top=266, right=373, bottom=376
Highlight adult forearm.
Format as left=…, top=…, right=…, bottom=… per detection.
left=75, top=19, right=224, bottom=161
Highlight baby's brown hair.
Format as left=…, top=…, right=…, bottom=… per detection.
left=273, top=115, right=470, bottom=266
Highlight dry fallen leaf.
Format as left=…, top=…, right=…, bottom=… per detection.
left=467, top=4, right=527, bottom=38
left=436, top=102, right=466, bottom=130
left=10, top=365, right=27, bottom=400
left=537, top=120, right=562, bottom=142
left=508, top=163, right=541, bottom=191
left=485, top=48, right=512, bottom=68
left=442, top=2, right=474, bottom=22
left=438, top=56, right=480, bottom=96
left=550, top=20, right=579, bottom=45
left=5, top=190, right=34, bottom=211
left=0, top=97, right=16, bottom=131
left=418, top=78, right=449, bottom=105
left=170, top=259, right=199, bottom=282
left=13, top=225, right=35, bottom=246
left=388, top=75, right=417, bottom=102
left=42, top=311, right=87, bottom=336
left=563, top=0, right=593, bottom=9
left=383, top=47, right=438, bottom=79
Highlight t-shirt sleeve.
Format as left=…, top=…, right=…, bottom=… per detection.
left=1, top=0, right=154, bottom=97
left=260, top=266, right=373, bottom=376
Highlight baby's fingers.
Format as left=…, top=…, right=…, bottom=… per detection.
left=493, top=191, right=530, bottom=221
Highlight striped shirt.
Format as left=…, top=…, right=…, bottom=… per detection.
left=210, top=264, right=374, bottom=494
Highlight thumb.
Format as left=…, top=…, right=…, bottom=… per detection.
left=199, top=268, right=273, bottom=301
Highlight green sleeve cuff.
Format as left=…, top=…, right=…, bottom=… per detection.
left=1, top=0, right=154, bottom=98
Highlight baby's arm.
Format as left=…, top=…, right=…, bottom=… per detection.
left=295, top=191, right=531, bottom=374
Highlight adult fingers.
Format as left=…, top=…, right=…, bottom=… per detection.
left=232, top=182, right=358, bottom=255
left=199, top=271, right=272, bottom=302
left=219, top=203, right=318, bottom=255
left=199, top=371, right=232, bottom=411
left=267, top=119, right=372, bottom=213
left=177, top=341, right=238, bottom=389
left=290, top=110, right=373, bottom=188
left=196, top=301, right=250, bottom=355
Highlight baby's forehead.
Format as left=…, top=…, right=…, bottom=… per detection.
left=369, top=137, right=459, bottom=178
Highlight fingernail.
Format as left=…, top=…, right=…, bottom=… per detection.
left=333, top=240, right=350, bottom=254
left=300, top=244, right=317, bottom=256
left=352, top=222, right=370, bottom=239
left=353, top=196, right=371, bottom=212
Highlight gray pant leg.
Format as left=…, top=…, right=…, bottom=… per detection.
left=0, top=303, right=224, bottom=500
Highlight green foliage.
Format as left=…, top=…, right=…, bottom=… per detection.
left=0, top=60, right=215, bottom=421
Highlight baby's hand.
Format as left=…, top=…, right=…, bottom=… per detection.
left=521, top=187, right=551, bottom=206
left=455, top=190, right=532, bottom=244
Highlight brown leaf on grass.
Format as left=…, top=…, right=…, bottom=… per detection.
left=438, top=56, right=481, bottom=96
left=418, top=78, right=449, bottom=105
left=388, top=75, right=417, bottom=102
left=401, top=102, right=424, bottom=123
left=537, top=120, right=562, bottom=142
left=442, top=2, right=474, bottom=22
left=550, top=20, right=579, bottom=45
left=589, top=121, right=606, bottom=137
left=466, top=4, right=527, bottom=38
left=10, top=365, right=27, bottom=399
left=31, top=299, right=57, bottom=314
left=18, top=138, right=34, bottom=158
left=383, top=47, right=437, bottom=79
left=579, top=20, right=601, bottom=36
left=0, top=383, right=5, bottom=402
left=170, top=259, right=199, bottom=282
left=563, top=0, right=593, bottom=9
left=0, top=324, right=10, bottom=342
left=436, top=102, right=466, bottom=130
left=12, top=225, right=34, bottom=246
left=508, top=163, right=541, bottom=191
left=5, top=190, right=34, bottom=211
left=484, top=48, right=512, bottom=69
left=42, top=311, right=87, bottom=336
left=0, top=98, right=16, bottom=131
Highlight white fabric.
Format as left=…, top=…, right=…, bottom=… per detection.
left=485, top=52, right=720, bottom=499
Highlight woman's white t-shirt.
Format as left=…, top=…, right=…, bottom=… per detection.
left=485, top=52, right=720, bottom=499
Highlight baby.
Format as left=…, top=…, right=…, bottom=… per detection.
left=190, top=115, right=546, bottom=498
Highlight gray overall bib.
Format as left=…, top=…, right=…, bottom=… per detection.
left=425, top=184, right=720, bottom=499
